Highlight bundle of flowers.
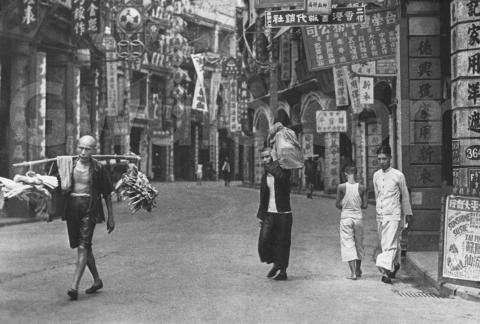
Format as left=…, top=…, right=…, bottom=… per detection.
left=117, top=164, right=158, bottom=213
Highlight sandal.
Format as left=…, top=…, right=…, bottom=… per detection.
left=67, top=289, right=78, bottom=300
left=85, top=280, right=103, bottom=294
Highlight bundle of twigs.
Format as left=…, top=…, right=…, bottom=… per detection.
left=117, top=165, right=158, bottom=213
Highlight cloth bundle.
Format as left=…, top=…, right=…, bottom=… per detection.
left=0, top=171, right=58, bottom=220
left=116, top=164, right=158, bottom=213
left=269, top=122, right=304, bottom=169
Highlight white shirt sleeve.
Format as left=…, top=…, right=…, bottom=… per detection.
left=399, top=173, right=413, bottom=216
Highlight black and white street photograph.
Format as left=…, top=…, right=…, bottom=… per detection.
left=1, top=0, right=480, bottom=323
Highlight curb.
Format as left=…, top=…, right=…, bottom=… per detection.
left=405, top=253, right=480, bottom=302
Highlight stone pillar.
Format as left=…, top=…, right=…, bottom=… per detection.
left=28, top=51, right=47, bottom=161
left=8, top=42, right=30, bottom=176
left=401, top=1, right=445, bottom=251
left=74, top=66, right=81, bottom=141
left=451, top=1, right=480, bottom=196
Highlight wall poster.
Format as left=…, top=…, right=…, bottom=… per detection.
left=441, top=195, right=480, bottom=288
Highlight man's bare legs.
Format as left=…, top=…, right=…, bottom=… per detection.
left=87, top=249, right=101, bottom=284
left=71, top=247, right=88, bottom=291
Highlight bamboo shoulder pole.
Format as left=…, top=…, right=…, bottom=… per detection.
left=12, top=155, right=141, bottom=168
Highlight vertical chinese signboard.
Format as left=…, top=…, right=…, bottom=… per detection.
left=403, top=3, right=444, bottom=240
left=104, top=34, right=118, bottom=117
left=451, top=0, right=480, bottom=197
left=440, top=195, right=480, bottom=287
left=333, top=67, right=349, bottom=107
left=72, top=0, right=100, bottom=36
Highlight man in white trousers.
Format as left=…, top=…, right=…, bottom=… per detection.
left=373, top=146, right=413, bottom=284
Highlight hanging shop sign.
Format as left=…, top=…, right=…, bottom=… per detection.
left=209, top=72, right=222, bottom=122
left=302, top=133, right=314, bottom=158
left=191, top=54, right=208, bottom=112
left=280, top=32, right=292, bottom=81
left=228, top=79, right=241, bottom=132
left=265, top=6, right=365, bottom=28
left=21, top=0, right=38, bottom=27
left=343, top=66, right=362, bottom=113
left=222, top=57, right=241, bottom=77
left=72, top=0, right=100, bottom=36
left=333, top=67, right=349, bottom=107
left=359, top=77, right=374, bottom=104
left=351, top=61, right=376, bottom=75
left=238, top=76, right=250, bottom=122
left=316, top=110, right=347, bottom=133
left=305, top=0, right=331, bottom=15
left=106, top=51, right=118, bottom=117
left=302, top=9, right=397, bottom=70
left=116, top=6, right=145, bottom=35
left=441, top=195, right=480, bottom=285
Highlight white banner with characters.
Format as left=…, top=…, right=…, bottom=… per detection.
left=443, top=195, right=480, bottom=281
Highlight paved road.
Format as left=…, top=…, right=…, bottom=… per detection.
left=1, top=182, right=479, bottom=324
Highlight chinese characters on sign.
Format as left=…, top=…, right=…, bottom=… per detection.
left=451, top=0, right=480, bottom=196
left=228, top=79, right=241, bottom=132
left=343, top=66, right=362, bottom=113
left=302, top=9, right=397, bottom=70
left=21, top=0, right=37, bottom=26
left=106, top=51, right=118, bottom=117
left=73, top=0, right=100, bottom=36
left=443, top=195, right=480, bottom=281
left=359, top=77, right=374, bottom=104
left=191, top=54, right=208, bottom=112
left=266, top=7, right=365, bottom=28
left=333, top=67, right=349, bottom=106
left=316, top=110, right=347, bottom=133
left=351, top=61, right=376, bottom=75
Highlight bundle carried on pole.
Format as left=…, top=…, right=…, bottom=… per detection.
left=115, top=164, right=158, bottom=214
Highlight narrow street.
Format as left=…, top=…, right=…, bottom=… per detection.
left=0, top=182, right=479, bottom=324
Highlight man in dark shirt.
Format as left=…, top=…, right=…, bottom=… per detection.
left=257, top=148, right=292, bottom=281
left=64, top=135, right=115, bottom=300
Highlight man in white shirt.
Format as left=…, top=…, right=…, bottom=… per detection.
left=373, top=146, right=413, bottom=284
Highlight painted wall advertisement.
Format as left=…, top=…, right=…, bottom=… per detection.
left=443, top=195, right=480, bottom=282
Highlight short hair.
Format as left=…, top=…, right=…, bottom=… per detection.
left=376, top=146, right=392, bottom=157
left=344, top=165, right=357, bottom=175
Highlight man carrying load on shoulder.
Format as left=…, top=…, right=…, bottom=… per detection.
left=59, top=135, right=115, bottom=300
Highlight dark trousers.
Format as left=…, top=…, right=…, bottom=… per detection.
left=66, top=196, right=95, bottom=250
left=258, top=212, right=292, bottom=269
